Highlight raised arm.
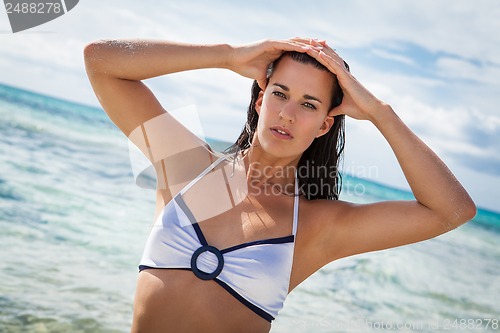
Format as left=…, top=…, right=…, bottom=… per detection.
left=83, top=38, right=310, bottom=137
left=83, top=38, right=312, bottom=203
left=83, top=39, right=233, bottom=137
left=299, top=39, right=476, bottom=263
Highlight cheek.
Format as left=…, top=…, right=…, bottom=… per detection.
left=258, top=97, right=281, bottom=125
left=261, top=95, right=280, bottom=113
left=298, top=113, right=326, bottom=136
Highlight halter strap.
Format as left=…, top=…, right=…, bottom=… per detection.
left=177, top=154, right=300, bottom=235
left=178, top=155, right=228, bottom=196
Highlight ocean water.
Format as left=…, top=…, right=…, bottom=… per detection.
left=0, top=82, right=498, bottom=332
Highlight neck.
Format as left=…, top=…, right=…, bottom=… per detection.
left=242, top=145, right=299, bottom=193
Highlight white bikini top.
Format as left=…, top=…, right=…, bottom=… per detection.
left=139, top=155, right=299, bottom=322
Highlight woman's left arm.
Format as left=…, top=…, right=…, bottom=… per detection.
left=365, top=104, right=476, bottom=228
left=300, top=39, right=476, bottom=261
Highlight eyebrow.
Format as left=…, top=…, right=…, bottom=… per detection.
left=272, top=83, right=323, bottom=104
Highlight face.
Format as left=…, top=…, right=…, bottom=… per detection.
left=254, top=56, right=336, bottom=159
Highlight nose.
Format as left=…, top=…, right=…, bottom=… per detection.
left=279, top=102, right=296, bottom=124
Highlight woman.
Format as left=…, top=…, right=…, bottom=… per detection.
left=84, top=37, right=476, bottom=333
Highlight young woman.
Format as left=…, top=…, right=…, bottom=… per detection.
left=84, top=37, right=476, bottom=333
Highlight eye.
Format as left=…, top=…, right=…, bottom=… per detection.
left=272, top=91, right=286, bottom=99
left=303, top=102, right=317, bottom=110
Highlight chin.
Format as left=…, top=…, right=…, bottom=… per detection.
left=255, top=132, right=304, bottom=160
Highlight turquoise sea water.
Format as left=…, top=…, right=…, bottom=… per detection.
left=0, top=82, right=498, bottom=332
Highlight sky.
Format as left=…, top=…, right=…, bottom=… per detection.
left=0, top=0, right=499, bottom=212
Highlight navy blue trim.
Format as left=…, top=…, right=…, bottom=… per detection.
left=213, top=278, right=274, bottom=322
left=191, top=245, right=224, bottom=280
left=138, top=265, right=191, bottom=272
left=221, top=235, right=294, bottom=254
left=137, top=266, right=274, bottom=322
left=191, top=223, right=208, bottom=246
left=174, top=195, right=208, bottom=245
left=174, top=193, right=294, bottom=253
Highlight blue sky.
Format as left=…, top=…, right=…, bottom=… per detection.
left=1, top=0, right=499, bottom=212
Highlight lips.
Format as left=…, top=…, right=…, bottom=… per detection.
left=270, top=126, right=293, bottom=139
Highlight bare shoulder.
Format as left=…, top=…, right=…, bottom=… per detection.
left=291, top=198, right=350, bottom=287
left=151, top=146, right=220, bottom=221
left=294, top=196, right=463, bottom=279
left=297, top=198, right=350, bottom=239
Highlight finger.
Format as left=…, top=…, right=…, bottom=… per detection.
left=318, top=51, right=350, bottom=77
left=318, top=40, right=329, bottom=48
left=291, top=38, right=335, bottom=56
left=312, top=41, right=349, bottom=69
left=294, top=38, right=343, bottom=64
left=323, top=46, right=349, bottom=71
left=290, top=37, right=320, bottom=44
left=256, top=74, right=268, bottom=90
left=311, top=50, right=353, bottom=89
left=289, top=39, right=349, bottom=74
left=328, top=106, right=344, bottom=117
left=289, top=37, right=325, bottom=50
left=289, top=37, right=311, bottom=44
left=302, top=47, right=340, bottom=73
left=272, top=39, right=316, bottom=53
left=318, top=43, right=344, bottom=64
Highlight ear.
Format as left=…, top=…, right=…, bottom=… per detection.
left=316, top=115, right=335, bottom=138
left=255, top=90, right=264, bottom=115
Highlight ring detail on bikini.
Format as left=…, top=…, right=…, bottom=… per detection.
left=190, top=245, right=224, bottom=280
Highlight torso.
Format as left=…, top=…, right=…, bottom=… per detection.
left=132, top=269, right=272, bottom=333
left=132, top=151, right=337, bottom=332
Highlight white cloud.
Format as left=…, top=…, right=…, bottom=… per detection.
left=371, top=49, right=416, bottom=66
left=373, top=82, right=499, bottom=147
left=310, top=0, right=500, bottom=65
left=436, top=56, right=500, bottom=86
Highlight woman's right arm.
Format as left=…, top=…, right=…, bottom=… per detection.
left=83, top=38, right=311, bottom=150
left=83, top=38, right=312, bottom=210
left=83, top=39, right=232, bottom=137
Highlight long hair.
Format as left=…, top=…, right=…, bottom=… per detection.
left=226, top=51, right=348, bottom=200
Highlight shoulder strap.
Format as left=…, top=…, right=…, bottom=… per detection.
left=178, top=154, right=228, bottom=197
left=292, top=172, right=299, bottom=235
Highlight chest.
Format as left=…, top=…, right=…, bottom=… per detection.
left=181, top=192, right=295, bottom=250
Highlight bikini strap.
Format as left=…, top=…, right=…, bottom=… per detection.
left=292, top=171, right=299, bottom=236
left=178, top=154, right=228, bottom=196
left=178, top=154, right=300, bottom=235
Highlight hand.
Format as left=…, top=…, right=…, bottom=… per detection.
left=228, top=39, right=313, bottom=89
left=293, top=38, right=388, bottom=121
